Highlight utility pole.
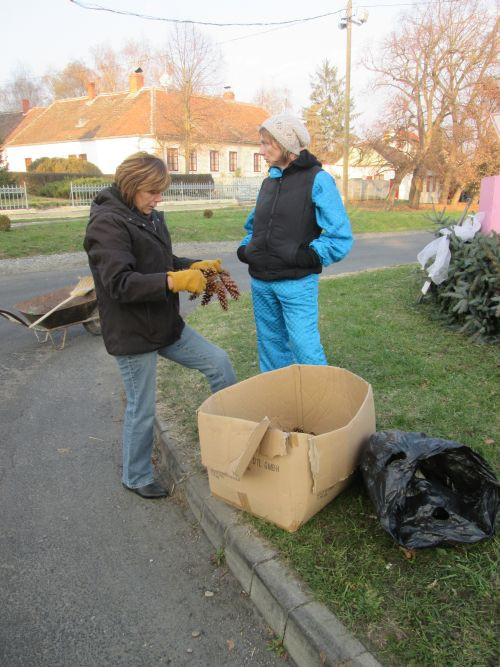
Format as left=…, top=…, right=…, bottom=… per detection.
left=342, top=0, right=352, bottom=204
left=339, top=3, right=368, bottom=204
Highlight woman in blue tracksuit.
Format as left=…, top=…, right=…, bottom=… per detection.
left=237, top=113, right=353, bottom=372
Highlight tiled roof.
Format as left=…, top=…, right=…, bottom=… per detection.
left=0, top=111, right=24, bottom=144
left=4, top=107, right=49, bottom=145
left=6, top=88, right=269, bottom=147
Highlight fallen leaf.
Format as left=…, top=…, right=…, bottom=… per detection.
left=399, top=547, right=417, bottom=560
left=426, top=579, right=438, bottom=589
left=204, top=590, right=214, bottom=597
left=57, top=448, right=70, bottom=454
left=191, top=630, right=201, bottom=638
left=484, top=438, right=494, bottom=445
left=226, top=639, right=235, bottom=651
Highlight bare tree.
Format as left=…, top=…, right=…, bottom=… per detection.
left=0, top=64, right=50, bottom=112
left=464, top=78, right=500, bottom=201
left=364, top=0, right=498, bottom=208
left=44, top=60, right=95, bottom=99
left=89, top=43, right=127, bottom=93
left=253, top=86, right=292, bottom=115
left=156, top=25, right=223, bottom=173
left=438, top=68, right=499, bottom=204
left=120, top=39, right=159, bottom=86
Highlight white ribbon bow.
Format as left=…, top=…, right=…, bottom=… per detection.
left=417, top=212, right=484, bottom=290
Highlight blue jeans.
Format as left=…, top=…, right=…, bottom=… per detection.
left=115, top=324, right=236, bottom=488
left=251, top=274, right=327, bottom=372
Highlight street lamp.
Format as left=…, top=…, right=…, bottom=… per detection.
left=339, top=2, right=368, bottom=203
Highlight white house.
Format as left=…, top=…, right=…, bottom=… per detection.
left=3, top=70, right=269, bottom=180
left=324, top=146, right=442, bottom=203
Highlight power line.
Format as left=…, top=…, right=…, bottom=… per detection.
left=69, top=0, right=343, bottom=27
left=69, top=0, right=465, bottom=27
left=0, top=0, right=483, bottom=86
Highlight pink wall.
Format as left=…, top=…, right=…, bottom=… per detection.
left=479, top=175, right=500, bottom=234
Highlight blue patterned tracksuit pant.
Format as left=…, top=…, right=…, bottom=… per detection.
left=251, top=274, right=327, bottom=372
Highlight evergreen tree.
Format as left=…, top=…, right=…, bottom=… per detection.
left=0, top=150, right=10, bottom=186
left=303, top=59, right=352, bottom=162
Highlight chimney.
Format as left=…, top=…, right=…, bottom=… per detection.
left=222, top=89, right=235, bottom=101
left=129, top=67, right=144, bottom=93
left=22, top=98, right=30, bottom=114
left=86, top=82, right=97, bottom=100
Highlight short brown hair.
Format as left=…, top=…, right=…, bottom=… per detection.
left=115, top=152, right=171, bottom=206
left=259, top=127, right=295, bottom=163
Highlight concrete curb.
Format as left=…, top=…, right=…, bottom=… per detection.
left=155, top=417, right=383, bottom=667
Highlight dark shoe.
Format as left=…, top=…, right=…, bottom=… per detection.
left=122, top=481, right=168, bottom=498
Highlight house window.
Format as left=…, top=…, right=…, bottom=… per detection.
left=24, top=157, right=32, bottom=169
left=78, top=153, right=87, bottom=161
left=229, top=151, right=237, bottom=172
left=167, top=148, right=179, bottom=172
left=210, top=150, right=219, bottom=172
left=189, top=150, right=197, bottom=172
left=253, top=153, right=261, bottom=172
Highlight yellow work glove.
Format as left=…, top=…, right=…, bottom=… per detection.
left=190, top=259, right=223, bottom=273
left=167, top=269, right=207, bottom=294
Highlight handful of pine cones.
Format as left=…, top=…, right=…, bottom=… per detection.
left=189, top=269, right=240, bottom=310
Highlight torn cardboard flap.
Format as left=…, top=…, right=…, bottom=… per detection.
left=198, top=412, right=288, bottom=477
left=226, top=416, right=270, bottom=480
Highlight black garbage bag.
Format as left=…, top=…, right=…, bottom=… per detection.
left=360, top=430, right=499, bottom=548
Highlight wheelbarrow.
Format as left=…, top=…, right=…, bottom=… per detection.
left=0, top=283, right=101, bottom=350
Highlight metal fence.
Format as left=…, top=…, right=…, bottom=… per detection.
left=70, top=180, right=262, bottom=207
left=335, top=178, right=390, bottom=201
left=0, top=183, right=28, bottom=210
left=70, top=182, right=112, bottom=207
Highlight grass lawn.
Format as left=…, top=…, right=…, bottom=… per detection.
left=156, top=265, right=499, bottom=667
left=0, top=204, right=466, bottom=259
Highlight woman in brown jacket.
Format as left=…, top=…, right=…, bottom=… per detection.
left=84, top=152, right=236, bottom=498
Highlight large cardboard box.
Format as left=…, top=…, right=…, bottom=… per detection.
left=197, top=364, right=376, bottom=532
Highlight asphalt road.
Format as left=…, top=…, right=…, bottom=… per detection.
left=0, top=261, right=292, bottom=666
left=0, top=231, right=431, bottom=666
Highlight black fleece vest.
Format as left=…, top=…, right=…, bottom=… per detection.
left=244, top=164, right=322, bottom=281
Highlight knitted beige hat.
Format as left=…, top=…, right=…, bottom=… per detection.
left=260, top=113, right=310, bottom=155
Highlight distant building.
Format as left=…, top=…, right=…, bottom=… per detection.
left=0, top=99, right=33, bottom=155
left=325, top=146, right=441, bottom=203
left=3, top=70, right=269, bottom=179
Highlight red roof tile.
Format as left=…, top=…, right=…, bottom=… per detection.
left=6, top=88, right=268, bottom=147
left=2, top=107, right=45, bottom=145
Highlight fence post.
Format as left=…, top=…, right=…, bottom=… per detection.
left=70, top=182, right=74, bottom=208
left=23, top=181, right=28, bottom=209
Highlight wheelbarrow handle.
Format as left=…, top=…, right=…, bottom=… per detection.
left=0, top=308, right=30, bottom=328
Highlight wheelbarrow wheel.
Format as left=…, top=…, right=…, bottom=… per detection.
left=83, top=309, right=102, bottom=336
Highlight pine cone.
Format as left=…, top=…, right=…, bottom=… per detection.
left=189, top=267, right=241, bottom=311
left=215, top=280, right=228, bottom=310
left=220, top=271, right=240, bottom=300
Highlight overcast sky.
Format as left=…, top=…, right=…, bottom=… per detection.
left=1, top=0, right=497, bottom=132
